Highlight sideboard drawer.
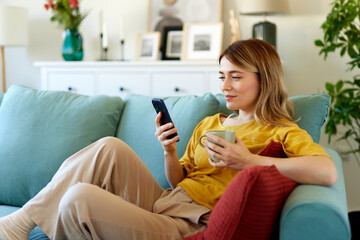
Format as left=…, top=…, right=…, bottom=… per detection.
left=47, top=73, right=95, bottom=96
left=36, top=61, right=220, bottom=97
left=152, top=72, right=207, bottom=97
left=97, top=72, right=150, bottom=98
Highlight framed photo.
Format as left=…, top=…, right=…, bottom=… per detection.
left=162, top=26, right=183, bottom=60
left=147, top=0, right=223, bottom=41
left=181, top=23, right=224, bottom=61
left=136, top=32, right=161, bottom=61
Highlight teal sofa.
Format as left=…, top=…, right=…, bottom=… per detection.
left=0, top=85, right=351, bottom=239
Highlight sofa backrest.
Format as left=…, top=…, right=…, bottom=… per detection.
left=0, top=85, right=125, bottom=207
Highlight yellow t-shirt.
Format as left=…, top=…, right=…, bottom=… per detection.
left=177, top=113, right=330, bottom=210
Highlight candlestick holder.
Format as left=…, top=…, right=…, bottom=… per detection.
left=120, top=39, right=125, bottom=61
left=99, top=33, right=108, bottom=61
left=102, top=47, right=108, bottom=61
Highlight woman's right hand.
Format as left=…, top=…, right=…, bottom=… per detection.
left=155, top=112, right=184, bottom=188
left=154, top=112, right=180, bottom=153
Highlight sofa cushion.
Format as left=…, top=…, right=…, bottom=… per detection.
left=290, top=93, right=330, bottom=143
left=116, top=93, right=219, bottom=189
left=216, top=93, right=331, bottom=143
left=0, top=85, right=124, bottom=207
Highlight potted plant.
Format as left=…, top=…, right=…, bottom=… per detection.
left=314, top=0, right=360, bottom=167
left=44, top=0, right=88, bottom=61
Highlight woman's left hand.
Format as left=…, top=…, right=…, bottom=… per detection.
left=204, top=133, right=255, bottom=170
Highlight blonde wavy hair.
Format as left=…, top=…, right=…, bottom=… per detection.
left=219, top=39, right=294, bottom=126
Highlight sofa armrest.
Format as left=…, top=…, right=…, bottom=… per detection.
left=279, top=148, right=351, bottom=240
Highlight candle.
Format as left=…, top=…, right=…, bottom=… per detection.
left=99, top=10, right=103, bottom=34
left=119, top=17, right=124, bottom=40
left=102, top=23, right=108, bottom=49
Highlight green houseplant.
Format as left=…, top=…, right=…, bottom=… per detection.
left=315, top=0, right=360, bottom=166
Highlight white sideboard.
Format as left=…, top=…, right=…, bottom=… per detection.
left=34, top=61, right=222, bottom=98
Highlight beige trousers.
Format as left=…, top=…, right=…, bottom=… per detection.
left=23, top=137, right=211, bottom=240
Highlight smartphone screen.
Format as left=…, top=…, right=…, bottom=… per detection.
left=152, top=98, right=179, bottom=140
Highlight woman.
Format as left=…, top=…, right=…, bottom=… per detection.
left=0, top=39, right=337, bottom=240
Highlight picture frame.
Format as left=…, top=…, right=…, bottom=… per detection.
left=147, top=0, right=223, bottom=42
left=136, top=32, right=161, bottom=61
left=161, top=26, right=183, bottom=60
left=181, top=23, right=224, bottom=61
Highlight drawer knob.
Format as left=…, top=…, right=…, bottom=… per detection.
left=174, top=87, right=180, bottom=92
left=67, top=86, right=73, bottom=92
left=119, top=87, right=125, bottom=92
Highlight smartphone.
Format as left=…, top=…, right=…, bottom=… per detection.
left=152, top=98, right=179, bottom=141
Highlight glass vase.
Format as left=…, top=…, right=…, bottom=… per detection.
left=62, top=28, right=83, bottom=61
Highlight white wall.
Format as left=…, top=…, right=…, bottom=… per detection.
left=1, top=0, right=359, bottom=211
